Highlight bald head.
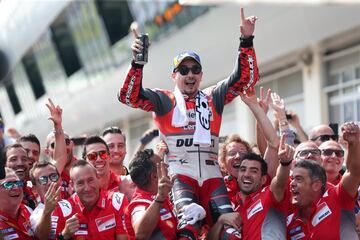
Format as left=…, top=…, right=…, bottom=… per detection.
left=294, top=141, right=321, bottom=163
left=309, top=125, right=336, bottom=146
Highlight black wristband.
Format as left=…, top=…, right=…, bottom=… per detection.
left=154, top=198, right=165, bottom=204
left=239, top=35, right=254, bottom=48
left=280, top=160, right=293, bottom=166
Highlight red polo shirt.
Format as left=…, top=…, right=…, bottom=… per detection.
left=235, top=186, right=288, bottom=240
left=0, top=204, right=35, bottom=239
left=286, top=183, right=356, bottom=240
left=125, top=187, right=177, bottom=239
left=108, top=172, right=121, bottom=191
left=51, top=189, right=128, bottom=240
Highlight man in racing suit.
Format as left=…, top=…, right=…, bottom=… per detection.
left=119, top=8, right=259, bottom=239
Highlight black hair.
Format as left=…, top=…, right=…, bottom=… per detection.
left=294, top=160, right=327, bottom=194
left=17, top=134, right=41, bottom=150
left=82, top=135, right=110, bottom=159
left=129, top=149, right=156, bottom=189
left=241, top=152, right=268, bottom=176
left=102, top=126, right=126, bottom=143
left=29, top=160, right=59, bottom=185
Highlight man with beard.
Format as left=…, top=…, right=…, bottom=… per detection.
left=17, top=134, right=41, bottom=168
left=0, top=168, right=36, bottom=239
left=102, top=127, right=128, bottom=176
left=286, top=122, right=360, bottom=239
left=3, top=143, right=37, bottom=209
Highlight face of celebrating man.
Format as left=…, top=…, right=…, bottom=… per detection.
left=172, top=59, right=203, bottom=98
left=21, top=141, right=40, bottom=168
left=85, top=143, right=110, bottom=178
left=103, top=133, right=126, bottom=166
left=32, top=165, right=60, bottom=202
left=238, top=159, right=265, bottom=195
left=290, top=167, right=319, bottom=207
left=225, top=142, right=248, bottom=178
left=319, top=140, right=344, bottom=175
left=0, top=171, right=24, bottom=211
left=71, top=164, right=100, bottom=209
left=5, top=147, right=29, bottom=181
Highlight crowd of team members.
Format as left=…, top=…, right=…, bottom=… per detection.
left=1, top=7, right=360, bottom=240
left=0, top=92, right=360, bottom=240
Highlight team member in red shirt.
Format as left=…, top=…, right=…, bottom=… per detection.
left=4, top=143, right=37, bottom=209
left=318, top=140, right=344, bottom=186
left=82, top=135, right=121, bottom=191
left=286, top=122, right=360, bottom=239
left=0, top=168, right=35, bottom=239
left=126, top=149, right=177, bottom=239
left=51, top=160, right=128, bottom=240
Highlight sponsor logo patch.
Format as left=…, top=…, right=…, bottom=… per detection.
left=247, top=199, right=263, bottom=219
left=95, top=214, right=116, bottom=232
left=312, top=202, right=332, bottom=226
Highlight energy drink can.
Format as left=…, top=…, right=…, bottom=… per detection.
left=135, top=34, right=149, bottom=65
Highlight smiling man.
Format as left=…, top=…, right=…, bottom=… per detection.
left=3, top=143, right=37, bottom=209
left=286, top=122, right=360, bottom=239
left=0, top=167, right=35, bottom=239
left=50, top=160, right=128, bottom=240
left=119, top=8, right=259, bottom=239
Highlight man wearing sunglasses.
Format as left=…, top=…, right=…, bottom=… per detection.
left=28, top=160, right=63, bottom=239
left=119, top=8, right=258, bottom=239
left=309, top=124, right=337, bottom=146
left=0, top=167, right=36, bottom=239
left=82, top=136, right=123, bottom=192
left=319, top=140, right=345, bottom=186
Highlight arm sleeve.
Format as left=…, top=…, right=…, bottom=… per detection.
left=209, top=36, right=259, bottom=115
left=118, top=61, right=172, bottom=116
left=50, top=206, right=65, bottom=240
left=335, top=183, right=357, bottom=210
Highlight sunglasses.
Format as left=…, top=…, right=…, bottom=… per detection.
left=1, top=180, right=24, bottom=189
left=50, top=138, right=71, bottom=149
left=176, top=65, right=202, bottom=76
left=296, top=149, right=321, bottom=158
left=311, top=135, right=338, bottom=142
left=38, top=173, right=59, bottom=185
left=321, top=149, right=344, bottom=158
left=227, top=150, right=246, bottom=157
left=86, top=150, right=108, bottom=161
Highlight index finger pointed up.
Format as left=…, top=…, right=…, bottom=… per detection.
left=240, top=7, right=246, bottom=24
left=160, top=162, right=168, bottom=178
left=156, top=163, right=162, bottom=180
left=279, top=134, right=286, bottom=150
left=130, top=22, right=140, bottom=39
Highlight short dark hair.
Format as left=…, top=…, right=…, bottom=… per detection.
left=82, top=135, right=110, bottom=159
left=241, top=152, right=268, bottom=176
left=294, top=160, right=327, bottom=194
left=17, top=134, right=41, bottom=150
left=29, top=160, right=59, bottom=185
left=129, top=149, right=156, bottom=189
left=102, top=126, right=126, bottom=143
left=2, top=143, right=27, bottom=165
left=70, top=159, right=96, bottom=179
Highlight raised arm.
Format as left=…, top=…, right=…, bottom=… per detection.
left=210, top=8, right=259, bottom=114
left=118, top=29, right=172, bottom=115
left=46, top=99, right=66, bottom=174
left=34, top=183, right=61, bottom=239
left=133, top=162, right=172, bottom=239
left=240, top=88, right=280, bottom=179
left=270, top=135, right=294, bottom=202
left=256, top=87, right=272, bottom=157
left=340, top=122, right=360, bottom=197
